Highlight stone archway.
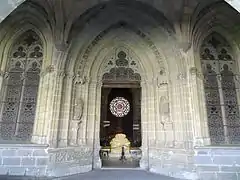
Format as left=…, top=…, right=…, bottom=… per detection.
left=98, top=50, right=142, bottom=168
left=79, top=38, right=160, bottom=169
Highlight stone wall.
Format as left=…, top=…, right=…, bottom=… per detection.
left=149, top=147, right=198, bottom=180
left=194, top=146, right=240, bottom=180
left=0, top=144, right=93, bottom=178
left=0, top=143, right=48, bottom=177
left=47, top=146, right=93, bottom=177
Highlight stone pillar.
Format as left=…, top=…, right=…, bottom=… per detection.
left=32, top=65, right=57, bottom=144
left=0, top=71, right=3, bottom=93
left=48, top=71, right=65, bottom=147
left=57, top=73, right=74, bottom=147
left=146, top=81, right=157, bottom=145
left=189, top=67, right=210, bottom=146
left=140, top=81, right=150, bottom=169
left=0, top=71, right=4, bottom=118
left=86, top=80, right=98, bottom=145
left=93, top=80, right=102, bottom=169
left=171, top=75, right=188, bottom=149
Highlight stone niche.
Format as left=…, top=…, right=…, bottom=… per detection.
left=0, top=144, right=93, bottom=178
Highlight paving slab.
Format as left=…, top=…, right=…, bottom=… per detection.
left=0, top=169, right=184, bottom=180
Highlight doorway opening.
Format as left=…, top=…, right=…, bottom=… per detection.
left=100, top=86, right=142, bottom=168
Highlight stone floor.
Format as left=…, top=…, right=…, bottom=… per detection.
left=0, top=170, right=184, bottom=180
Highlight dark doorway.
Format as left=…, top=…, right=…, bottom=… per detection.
left=100, top=87, right=142, bottom=147
left=100, top=86, right=142, bottom=168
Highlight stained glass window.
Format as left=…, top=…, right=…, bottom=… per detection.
left=110, top=97, right=130, bottom=117
left=201, top=33, right=240, bottom=145
left=0, top=30, right=43, bottom=141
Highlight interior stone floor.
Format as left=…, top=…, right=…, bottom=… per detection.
left=0, top=170, right=184, bottom=180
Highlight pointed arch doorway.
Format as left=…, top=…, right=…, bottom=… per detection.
left=99, top=51, right=142, bottom=168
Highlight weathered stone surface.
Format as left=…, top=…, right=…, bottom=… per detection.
left=0, top=1, right=240, bottom=179
left=3, top=158, right=21, bottom=166
left=21, top=158, right=36, bottom=166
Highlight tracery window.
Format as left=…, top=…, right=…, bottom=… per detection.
left=0, top=30, right=43, bottom=141
left=201, top=33, right=240, bottom=145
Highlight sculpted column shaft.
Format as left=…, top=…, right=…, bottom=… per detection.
left=0, top=71, right=3, bottom=92
left=189, top=68, right=210, bottom=146
left=58, top=74, right=73, bottom=147
left=32, top=66, right=57, bottom=144
left=146, top=81, right=156, bottom=145
left=86, top=81, right=97, bottom=145
left=171, top=77, right=186, bottom=148
left=140, top=81, right=150, bottom=169
left=48, top=71, right=65, bottom=147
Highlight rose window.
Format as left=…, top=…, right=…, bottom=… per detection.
left=110, top=97, right=130, bottom=117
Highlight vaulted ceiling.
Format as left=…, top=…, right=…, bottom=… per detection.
left=0, top=0, right=239, bottom=24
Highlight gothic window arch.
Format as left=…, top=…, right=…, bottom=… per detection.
left=0, top=30, right=43, bottom=141
left=201, top=32, right=240, bottom=145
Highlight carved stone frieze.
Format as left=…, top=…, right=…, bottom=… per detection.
left=49, top=147, right=93, bottom=165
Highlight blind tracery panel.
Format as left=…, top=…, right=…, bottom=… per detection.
left=0, top=31, right=43, bottom=141
left=201, top=33, right=240, bottom=145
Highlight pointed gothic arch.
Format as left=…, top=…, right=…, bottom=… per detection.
left=0, top=30, right=43, bottom=141
left=200, top=32, right=240, bottom=144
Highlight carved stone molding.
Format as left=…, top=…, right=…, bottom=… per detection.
left=178, top=41, right=192, bottom=53
left=40, top=65, right=55, bottom=77
left=74, top=74, right=87, bottom=85
left=177, top=72, right=187, bottom=81
left=78, top=22, right=165, bottom=73
left=55, top=41, right=69, bottom=52
left=189, top=67, right=204, bottom=80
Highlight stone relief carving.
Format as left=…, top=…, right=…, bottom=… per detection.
left=159, top=96, right=170, bottom=124
left=74, top=73, right=87, bottom=85
left=69, top=97, right=84, bottom=146
left=49, top=147, right=93, bottom=165
left=157, top=67, right=168, bottom=87
left=73, top=98, right=84, bottom=121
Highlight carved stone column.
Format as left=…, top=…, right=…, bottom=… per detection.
left=189, top=67, right=210, bottom=146
left=93, top=80, right=102, bottom=169
left=0, top=71, right=3, bottom=93
left=0, top=71, right=4, bottom=118
left=139, top=81, right=150, bottom=169
left=47, top=71, right=65, bottom=147
left=32, top=65, right=57, bottom=144
left=86, top=80, right=98, bottom=145
left=170, top=74, right=188, bottom=149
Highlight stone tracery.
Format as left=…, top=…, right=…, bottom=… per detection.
left=0, top=30, right=43, bottom=141
left=201, top=32, right=240, bottom=144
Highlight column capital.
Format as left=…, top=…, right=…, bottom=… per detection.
left=40, top=64, right=55, bottom=77
left=189, top=67, right=204, bottom=80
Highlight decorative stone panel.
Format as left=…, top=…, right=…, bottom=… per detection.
left=0, top=144, right=93, bottom=178
left=47, top=146, right=93, bottom=177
